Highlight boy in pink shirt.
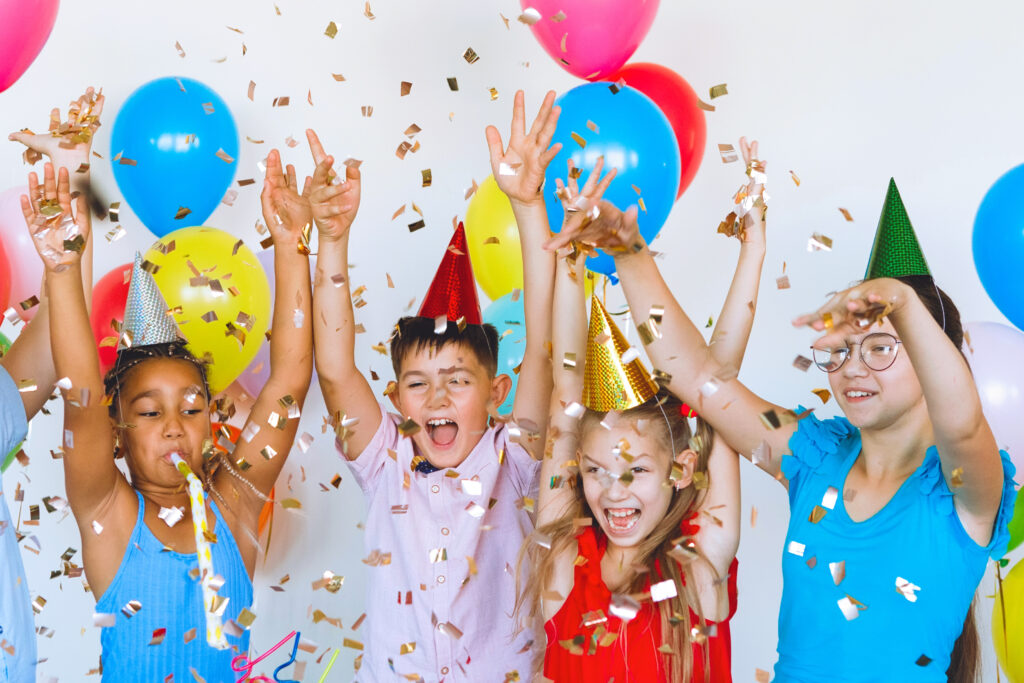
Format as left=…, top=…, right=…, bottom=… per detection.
left=309, top=91, right=562, bottom=681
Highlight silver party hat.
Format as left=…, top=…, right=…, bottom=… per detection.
left=117, top=253, right=182, bottom=350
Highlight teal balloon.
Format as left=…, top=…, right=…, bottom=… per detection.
left=484, top=292, right=526, bottom=415
left=111, top=77, right=238, bottom=238
left=544, top=82, right=680, bottom=278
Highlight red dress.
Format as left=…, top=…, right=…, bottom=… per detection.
left=543, top=526, right=737, bottom=683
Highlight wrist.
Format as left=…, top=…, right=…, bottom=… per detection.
left=509, top=196, right=546, bottom=212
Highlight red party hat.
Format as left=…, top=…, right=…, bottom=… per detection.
left=418, top=223, right=482, bottom=325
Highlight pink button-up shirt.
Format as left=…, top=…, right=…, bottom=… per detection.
left=344, top=404, right=540, bottom=682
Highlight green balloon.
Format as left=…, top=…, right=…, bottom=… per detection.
left=1007, top=494, right=1024, bottom=554
left=1, top=442, right=20, bottom=474
left=0, top=331, right=10, bottom=357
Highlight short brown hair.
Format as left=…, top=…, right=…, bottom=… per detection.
left=389, top=316, right=499, bottom=379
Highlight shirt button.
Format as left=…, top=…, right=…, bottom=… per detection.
left=437, top=575, right=446, bottom=584
left=431, top=485, right=440, bottom=494
left=441, top=667, right=449, bottom=675
left=441, top=527, right=450, bottom=535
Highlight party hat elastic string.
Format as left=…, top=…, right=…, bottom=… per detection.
left=170, top=452, right=229, bottom=650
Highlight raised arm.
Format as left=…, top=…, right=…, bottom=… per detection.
left=24, top=164, right=119, bottom=515
left=305, top=129, right=378, bottom=460
left=227, top=149, right=315, bottom=497
left=794, top=281, right=1006, bottom=541
left=5, top=87, right=103, bottom=420
left=485, top=90, right=561, bottom=455
left=546, top=201, right=796, bottom=484
left=708, top=138, right=767, bottom=372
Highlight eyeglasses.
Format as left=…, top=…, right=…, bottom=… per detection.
left=811, top=332, right=902, bottom=373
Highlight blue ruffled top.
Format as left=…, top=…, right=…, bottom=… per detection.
left=773, top=408, right=1016, bottom=682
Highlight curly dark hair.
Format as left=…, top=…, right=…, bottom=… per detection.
left=103, top=341, right=210, bottom=417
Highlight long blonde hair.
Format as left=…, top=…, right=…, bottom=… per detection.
left=517, top=391, right=719, bottom=681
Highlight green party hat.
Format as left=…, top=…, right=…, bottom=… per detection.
left=864, top=178, right=931, bottom=279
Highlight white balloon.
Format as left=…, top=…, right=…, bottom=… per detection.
left=964, top=321, right=1024, bottom=468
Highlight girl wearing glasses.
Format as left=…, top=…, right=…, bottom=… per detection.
left=548, top=177, right=1015, bottom=682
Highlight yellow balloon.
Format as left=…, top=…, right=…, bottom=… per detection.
left=144, top=226, right=271, bottom=394
left=994, top=560, right=1024, bottom=682
left=465, top=175, right=522, bottom=301
left=465, top=174, right=596, bottom=301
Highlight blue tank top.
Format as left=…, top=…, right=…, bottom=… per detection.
left=96, top=490, right=253, bottom=681
left=773, top=410, right=1016, bottom=682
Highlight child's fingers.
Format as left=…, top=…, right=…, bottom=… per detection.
left=57, top=167, right=72, bottom=212
left=19, top=195, right=33, bottom=224
left=345, top=163, right=361, bottom=183
left=286, top=164, right=298, bottom=190
left=510, top=90, right=526, bottom=141
left=27, top=172, right=39, bottom=211
left=593, top=167, right=617, bottom=199
left=581, top=156, right=605, bottom=195
left=484, top=126, right=505, bottom=168
left=43, top=163, right=57, bottom=200
left=311, top=156, right=334, bottom=188
left=306, top=129, right=328, bottom=165
left=301, top=176, right=313, bottom=198
left=528, top=90, right=557, bottom=141
left=75, top=194, right=91, bottom=233
left=539, top=141, right=562, bottom=168
left=536, top=104, right=561, bottom=151
left=265, top=149, right=284, bottom=182
left=566, top=159, right=579, bottom=195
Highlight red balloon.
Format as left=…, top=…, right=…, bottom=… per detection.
left=0, top=230, right=11, bottom=312
left=90, top=262, right=132, bottom=375
left=607, top=63, right=706, bottom=198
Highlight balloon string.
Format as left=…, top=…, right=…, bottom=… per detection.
left=997, top=561, right=1008, bottom=679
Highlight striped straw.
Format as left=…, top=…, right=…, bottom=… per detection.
left=170, top=452, right=230, bottom=650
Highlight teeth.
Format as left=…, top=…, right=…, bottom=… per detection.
left=846, top=391, right=872, bottom=398
left=607, top=509, right=637, bottom=518
left=427, top=418, right=455, bottom=427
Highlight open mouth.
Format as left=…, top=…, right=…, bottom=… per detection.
left=426, top=418, right=459, bottom=448
left=604, top=508, right=640, bottom=534
left=843, top=390, right=877, bottom=402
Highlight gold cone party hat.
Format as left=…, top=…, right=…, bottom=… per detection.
left=118, top=252, right=182, bottom=350
left=582, top=295, right=658, bottom=412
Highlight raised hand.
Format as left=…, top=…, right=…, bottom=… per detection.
left=8, top=87, right=104, bottom=171
left=793, top=278, right=911, bottom=348
left=260, top=149, right=313, bottom=251
left=735, top=136, right=767, bottom=249
left=485, top=90, right=561, bottom=207
left=543, top=157, right=621, bottom=252
left=305, top=129, right=361, bottom=242
left=20, top=163, right=90, bottom=272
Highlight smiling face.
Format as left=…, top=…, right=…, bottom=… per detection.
left=825, top=319, right=925, bottom=430
left=579, top=416, right=695, bottom=551
left=390, top=342, right=510, bottom=469
left=114, top=357, right=212, bottom=488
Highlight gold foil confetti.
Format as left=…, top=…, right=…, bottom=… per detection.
left=400, top=81, right=412, bottom=96
left=776, top=275, right=791, bottom=290
left=272, top=96, right=290, bottom=107
left=718, top=144, right=738, bottom=163
left=463, top=47, right=480, bottom=64
left=808, top=233, right=833, bottom=251
left=950, top=467, right=964, bottom=488
left=447, top=77, right=459, bottom=91
left=518, top=8, right=541, bottom=24
left=809, top=505, right=827, bottom=523
left=175, top=206, right=192, bottom=220
left=332, top=73, right=346, bottom=82
left=175, top=41, right=186, bottom=58
left=839, top=208, right=854, bottom=222
left=709, top=83, right=728, bottom=99
left=793, top=355, right=813, bottom=372
left=149, top=628, right=167, bottom=645
left=790, top=170, right=801, bottom=186
left=421, top=169, right=432, bottom=187
left=324, top=21, right=338, bottom=38
left=570, top=132, right=587, bottom=149
left=364, top=2, right=375, bottom=19
left=489, top=87, right=499, bottom=101
left=697, top=99, right=715, bottom=112
left=408, top=219, right=425, bottom=232
left=398, top=418, right=420, bottom=436
left=811, top=388, right=831, bottom=404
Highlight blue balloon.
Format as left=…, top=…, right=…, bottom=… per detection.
left=544, top=83, right=680, bottom=277
left=973, top=164, right=1024, bottom=331
left=484, top=292, right=526, bottom=415
left=111, top=77, right=238, bottom=237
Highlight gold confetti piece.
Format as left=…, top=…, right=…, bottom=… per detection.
left=392, top=205, right=406, bottom=220
left=812, top=388, right=831, bottom=404
left=709, top=83, right=728, bottom=99
left=398, top=417, right=420, bottom=436
left=570, top=131, right=587, bottom=149
left=331, top=73, right=346, bottom=82
left=808, top=233, right=833, bottom=251
left=421, top=169, right=432, bottom=187
left=950, top=467, right=964, bottom=488
left=400, top=81, right=412, bottom=96
left=697, top=99, right=716, bottom=112
left=755, top=670, right=771, bottom=683
left=343, top=638, right=364, bottom=650
left=202, top=102, right=215, bottom=115
left=272, top=96, right=290, bottom=107
left=839, top=208, right=854, bottom=222
left=718, top=144, right=738, bottom=163
left=324, top=21, right=338, bottom=38
left=118, top=156, right=137, bottom=166
left=18, top=295, right=39, bottom=311
left=489, top=87, right=499, bottom=101
left=175, top=41, right=186, bottom=58
left=175, top=206, right=192, bottom=220
left=280, top=498, right=302, bottom=509
left=364, top=1, right=375, bottom=19
left=560, top=32, right=568, bottom=52
left=463, top=47, right=480, bottom=64
left=809, top=505, right=827, bottom=523
left=793, top=355, right=812, bottom=372
left=408, top=219, right=425, bottom=232
left=447, top=77, right=459, bottom=91
left=790, top=170, right=801, bottom=186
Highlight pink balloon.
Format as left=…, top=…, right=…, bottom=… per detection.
left=0, top=186, right=44, bottom=320
left=520, top=0, right=660, bottom=81
left=0, top=0, right=60, bottom=93
left=964, top=321, right=1024, bottom=471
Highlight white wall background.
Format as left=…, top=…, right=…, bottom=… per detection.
left=1, top=0, right=1021, bottom=680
